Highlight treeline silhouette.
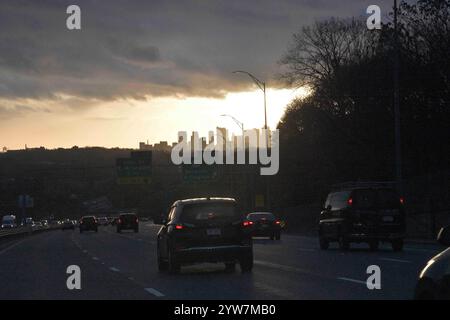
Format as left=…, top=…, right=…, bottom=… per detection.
left=272, top=0, right=450, bottom=211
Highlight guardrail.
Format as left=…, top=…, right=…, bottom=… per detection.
left=0, top=225, right=59, bottom=240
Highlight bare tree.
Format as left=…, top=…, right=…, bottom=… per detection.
left=278, top=18, right=379, bottom=90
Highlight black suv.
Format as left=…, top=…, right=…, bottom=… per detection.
left=79, top=216, right=98, bottom=233
left=117, top=213, right=139, bottom=233
left=318, top=182, right=406, bottom=251
left=157, top=198, right=253, bottom=274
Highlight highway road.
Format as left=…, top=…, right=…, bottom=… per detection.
left=0, top=223, right=443, bottom=300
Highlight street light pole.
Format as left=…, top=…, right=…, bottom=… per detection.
left=220, top=114, right=245, bottom=136
left=393, top=0, right=402, bottom=192
left=232, top=70, right=271, bottom=210
left=232, top=70, right=268, bottom=146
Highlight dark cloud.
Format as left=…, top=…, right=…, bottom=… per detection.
left=0, top=0, right=397, bottom=103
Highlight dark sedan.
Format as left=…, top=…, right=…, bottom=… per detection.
left=247, top=212, right=282, bottom=240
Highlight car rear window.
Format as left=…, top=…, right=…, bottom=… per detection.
left=120, top=214, right=137, bottom=222
left=352, top=189, right=399, bottom=209
left=247, top=213, right=275, bottom=221
left=180, top=202, right=239, bottom=225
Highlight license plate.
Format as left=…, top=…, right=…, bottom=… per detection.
left=382, top=216, right=394, bottom=222
left=206, top=228, right=221, bottom=236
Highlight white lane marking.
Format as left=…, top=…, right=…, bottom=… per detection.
left=144, top=288, right=165, bottom=297
left=83, top=250, right=88, bottom=253
left=92, top=257, right=100, bottom=261
left=0, top=237, right=29, bottom=256
left=379, top=257, right=411, bottom=264
left=337, top=277, right=366, bottom=285
left=253, top=260, right=324, bottom=279
left=109, top=267, right=120, bottom=272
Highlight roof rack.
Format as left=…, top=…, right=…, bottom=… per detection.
left=331, top=181, right=396, bottom=191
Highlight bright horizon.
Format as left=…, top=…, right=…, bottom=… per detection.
left=1, top=87, right=309, bottom=150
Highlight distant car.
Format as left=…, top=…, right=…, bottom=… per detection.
left=116, top=213, right=139, bottom=233
left=246, top=212, right=282, bottom=240
left=62, top=219, right=75, bottom=230
left=1, top=215, right=17, bottom=229
left=318, top=182, right=406, bottom=251
left=97, top=217, right=109, bottom=226
left=79, top=216, right=98, bottom=233
left=41, top=220, right=49, bottom=228
left=24, top=217, right=34, bottom=227
left=33, top=221, right=43, bottom=230
left=414, top=225, right=450, bottom=300
left=157, top=197, right=253, bottom=274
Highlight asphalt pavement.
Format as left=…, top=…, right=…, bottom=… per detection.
left=0, top=223, right=443, bottom=300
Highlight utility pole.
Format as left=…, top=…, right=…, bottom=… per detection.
left=393, top=0, right=402, bottom=192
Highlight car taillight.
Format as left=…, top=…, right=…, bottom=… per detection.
left=175, top=224, right=184, bottom=230
left=118, top=219, right=122, bottom=224
left=400, top=197, right=405, bottom=205
left=275, top=220, right=281, bottom=225
left=242, top=220, right=253, bottom=227
left=347, top=198, right=353, bottom=206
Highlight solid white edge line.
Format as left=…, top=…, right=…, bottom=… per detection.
left=145, top=288, right=165, bottom=297
left=337, top=277, right=367, bottom=285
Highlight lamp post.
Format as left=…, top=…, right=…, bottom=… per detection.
left=232, top=70, right=268, bottom=146
left=232, top=70, right=270, bottom=210
left=220, top=114, right=244, bottom=136
left=393, top=0, right=402, bottom=192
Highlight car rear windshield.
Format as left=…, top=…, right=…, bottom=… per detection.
left=180, top=202, right=239, bottom=225
left=353, top=189, right=399, bottom=209
left=120, top=214, right=137, bottom=222
left=247, top=213, right=275, bottom=221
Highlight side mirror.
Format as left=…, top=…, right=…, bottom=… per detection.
left=437, top=225, right=450, bottom=246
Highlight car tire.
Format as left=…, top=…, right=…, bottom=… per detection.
left=225, top=262, right=236, bottom=273
left=240, top=252, right=253, bottom=273
left=319, top=237, right=329, bottom=250
left=369, top=240, right=379, bottom=251
left=392, top=239, right=403, bottom=252
left=168, top=250, right=180, bottom=274
left=95, top=228, right=98, bottom=233
left=339, top=236, right=350, bottom=251
left=117, top=228, right=121, bottom=233
left=275, top=233, right=281, bottom=240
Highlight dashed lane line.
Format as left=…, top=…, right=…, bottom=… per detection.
left=337, top=277, right=367, bottom=285
left=144, top=288, right=165, bottom=297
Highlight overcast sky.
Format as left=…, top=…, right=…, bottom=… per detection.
left=0, top=0, right=397, bottom=149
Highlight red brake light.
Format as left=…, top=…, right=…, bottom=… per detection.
left=275, top=220, right=281, bottom=225
left=348, top=198, right=353, bottom=205
left=118, top=219, right=122, bottom=224
left=242, top=220, right=253, bottom=227
left=400, top=197, right=405, bottom=205
left=175, top=224, right=184, bottom=230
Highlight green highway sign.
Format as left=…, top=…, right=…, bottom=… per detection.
left=182, top=164, right=217, bottom=182
left=116, top=151, right=152, bottom=185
